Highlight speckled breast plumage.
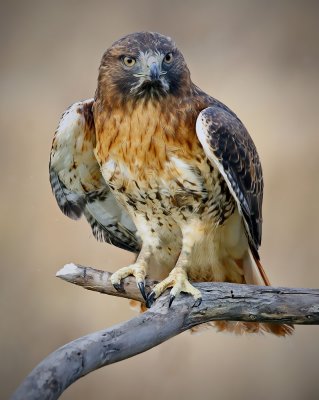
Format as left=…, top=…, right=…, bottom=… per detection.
left=103, top=154, right=235, bottom=232
left=95, top=101, right=236, bottom=273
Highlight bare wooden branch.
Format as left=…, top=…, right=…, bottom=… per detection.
left=12, top=264, right=319, bottom=400
left=55, top=263, right=155, bottom=303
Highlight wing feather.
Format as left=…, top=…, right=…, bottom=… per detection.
left=49, top=99, right=140, bottom=253
left=49, top=167, right=85, bottom=219
left=196, top=105, right=263, bottom=257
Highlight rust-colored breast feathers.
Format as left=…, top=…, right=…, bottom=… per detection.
left=94, top=98, right=203, bottom=181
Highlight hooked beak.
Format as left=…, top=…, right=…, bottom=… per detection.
left=149, top=62, right=160, bottom=81
left=147, top=55, right=162, bottom=81
left=133, top=54, right=167, bottom=82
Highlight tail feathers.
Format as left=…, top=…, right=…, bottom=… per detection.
left=212, top=252, right=294, bottom=336
left=129, top=300, right=147, bottom=312
left=213, top=321, right=294, bottom=336
left=242, top=249, right=271, bottom=286
left=253, top=253, right=271, bottom=286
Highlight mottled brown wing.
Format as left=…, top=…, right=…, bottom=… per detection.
left=196, top=105, right=263, bottom=257
left=49, top=99, right=140, bottom=253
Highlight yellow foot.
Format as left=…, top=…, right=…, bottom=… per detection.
left=110, top=263, right=147, bottom=301
left=147, top=268, right=202, bottom=308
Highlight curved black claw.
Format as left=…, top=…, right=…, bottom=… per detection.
left=192, top=297, right=202, bottom=308
left=146, top=291, right=156, bottom=308
left=113, top=282, right=125, bottom=293
left=138, top=281, right=147, bottom=302
left=168, top=295, right=175, bottom=308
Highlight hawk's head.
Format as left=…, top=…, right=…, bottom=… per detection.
left=97, top=32, right=191, bottom=102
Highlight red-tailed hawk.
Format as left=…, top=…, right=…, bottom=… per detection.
left=50, top=32, right=293, bottom=335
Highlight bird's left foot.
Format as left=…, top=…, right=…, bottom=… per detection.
left=147, top=267, right=202, bottom=308
left=110, top=263, right=147, bottom=301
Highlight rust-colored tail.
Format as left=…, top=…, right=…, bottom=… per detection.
left=213, top=320, right=294, bottom=336
left=129, top=300, right=148, bottom=312
left=255, top=256, right=271, bottom=286
left=213, top=251, right=294, bottom=336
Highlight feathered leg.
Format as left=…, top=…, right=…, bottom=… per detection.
left=147, top=220, right=203, bottom=307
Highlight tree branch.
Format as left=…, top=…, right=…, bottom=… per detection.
left=55, top=263, right=154, bottom=303
left=12, top=264, right=319, bottom=400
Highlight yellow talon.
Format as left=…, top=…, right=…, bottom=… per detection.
left=110, top=263, right=147, bottom=299
left=148, top=267, right=202, bottom=307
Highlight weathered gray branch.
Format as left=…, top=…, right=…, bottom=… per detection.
left=55, top=263, right=153, bottom=303
left=12, top=264, right=319, bottom=400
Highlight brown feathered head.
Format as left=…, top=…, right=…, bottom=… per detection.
left=96, top=32, right=191, bottom=103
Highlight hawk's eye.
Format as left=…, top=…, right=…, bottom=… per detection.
left=122, top=56, right=136, bottom=67
left=163, top=52, right=173, bottom=64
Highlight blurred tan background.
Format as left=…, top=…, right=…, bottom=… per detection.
left=1, top=0, right=319, bottom=399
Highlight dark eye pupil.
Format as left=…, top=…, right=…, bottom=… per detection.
left=166, top=54, right=171, bottom=61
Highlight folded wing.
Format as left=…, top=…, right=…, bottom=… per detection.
left=196, top=105, right=263, bottom=260
left=49, top=99, right=140, bottom=253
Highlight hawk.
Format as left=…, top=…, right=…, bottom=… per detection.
left=50, top=32, right=293, bottom=335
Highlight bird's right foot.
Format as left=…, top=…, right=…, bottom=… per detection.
left=110, top=263, right=148, bottom=301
